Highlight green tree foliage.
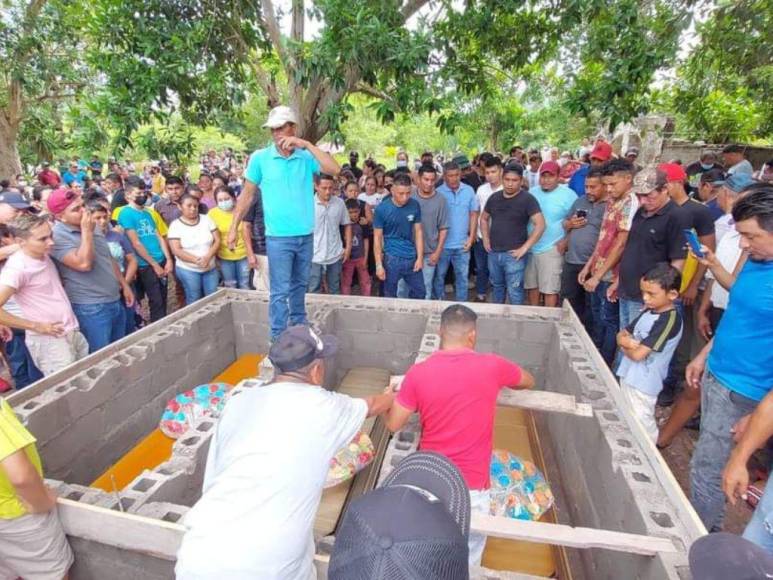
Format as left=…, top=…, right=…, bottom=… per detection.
left=673, top=0, right=773, bottom=141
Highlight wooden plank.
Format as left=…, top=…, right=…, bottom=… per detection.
left=497, top=389, right=593, bottom=418
left=391, top=375, right=592, bottom=418
left=472, top=513, right=678, bottom=556
left=57, top=498, right=184, bottom=560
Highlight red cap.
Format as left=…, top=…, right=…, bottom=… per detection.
left=47, top=187, right=79, bottom=215
left=539, top=161, right=560, bottom=175
left=657, top=163, right=687, bottom=182
left=590, top=141, right=613, bottom=161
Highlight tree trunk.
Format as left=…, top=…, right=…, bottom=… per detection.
left=0, top=116, right=22, bottom=181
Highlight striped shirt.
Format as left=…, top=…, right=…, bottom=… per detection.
left=617, top=308, right=683, bottom=397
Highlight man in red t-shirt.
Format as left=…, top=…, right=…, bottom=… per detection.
left=385, top=304, right=535, bottom=565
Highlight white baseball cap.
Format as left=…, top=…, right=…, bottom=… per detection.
left=263, top=105, right=298, bottom=129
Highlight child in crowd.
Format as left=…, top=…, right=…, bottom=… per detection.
left=341, top=199, right=371, bottom=296
left=616, top=263, right=683, bottom=442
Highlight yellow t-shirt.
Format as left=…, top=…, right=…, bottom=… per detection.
left=112, top=205, right=169, bottom=237
left=0, top=399, right=43, bottom=519
left=208, top=207, right=246, bottom=260
left=151, top=174, right=166, bottom=195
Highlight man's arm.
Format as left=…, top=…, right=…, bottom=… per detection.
left=513, top=212, right=545, bottom=259
left=157, top=232, right=174, bottom=274
left=584, top=231, right=629, bottom=291
left=723, top=389, right=773, bottom=505
left=696, top=247, right=747, bottom=291
left=111, top=258, right=134, bottom=306
left=1, top=449, right=56, bottom=514
left=505, top=368, right=536, bottom=390
left=343, top=224, right=352, bottom=263
left=429, top=228, right=448, bottom=265
left=363, top=392, right=395, bottom=418
left=464, top=211, right=479, bottom=251
left=373, top=228, right=385, bottom=280
left=385, top=399, right=414, bottom=433
left=0, top=286, right=63, bottom=335
left=480, top=210, right=492, bottom=252
left=616, top=330, right=652, bottom=362
left=0, top=244, right=20, bottom=261
left=58, top=213, right=96, bottom=272
left=125, top=229, right=159, bottom=270
left=413, top=223, right=424, bottom=271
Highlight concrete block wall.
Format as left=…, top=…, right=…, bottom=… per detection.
left=541, top=317, right=697, bottom=580
left=15, top=297, right=237, bottom=486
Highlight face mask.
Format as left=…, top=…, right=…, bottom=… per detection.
left=701, top=163, right=714, bottom=171
left=396, top=160, right=408, bottom=168
left=218, top=199, right=234, bottom=211
left=134, top=194, right=148, bottom=206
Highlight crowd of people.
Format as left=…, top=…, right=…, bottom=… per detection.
left=0, top=103, right=772, bottom=579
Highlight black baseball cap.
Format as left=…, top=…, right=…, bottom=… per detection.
left=700, top=168, right=726, bottom=185
left=329, top=452, right=471, bottom=580
left=268, top=325, right=338, bottom=373
left=689, top=532, right=773, bottom=579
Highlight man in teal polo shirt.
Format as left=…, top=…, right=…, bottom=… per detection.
left=686, top=182, right=773, bottom=532
left=228, top=106, right=340, bottom=340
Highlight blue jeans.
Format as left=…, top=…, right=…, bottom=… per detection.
left=397, top=257, right=435, bottom=299
left=5, top=329, right=43, bottom=389
left=72, top=300, right=126, bottom=353
left=308, top=260, right=343, bottom=295
left=590, top=281, right=619, bottom=367
left=266, top=235, right=313, bottom=339
left=619, top=298, right=644, bottom=330
left=219, top=257, right=250, bottom=289
left=384, top=254, right=425, bottom=299
left=434, top=247, right=471, bottom=301
left=472, top=239, right=489, bottom=297
left=691, top=372, right=759, bottom=531
left=744, top=474, right=773, bottom=553
left=176, top=268, right=220, bottom=305
left=487, top=251, right=526, bottom=305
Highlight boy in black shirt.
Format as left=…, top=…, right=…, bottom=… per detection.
left=479, top=164, right=545, bottom=304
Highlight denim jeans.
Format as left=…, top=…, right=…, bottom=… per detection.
left=266, top=234, right=313, bottom=339
left=308, top=260, right=343, bottom=295
left=397, top=257, right=434, bottom=299
left=743, top=474, right=773, bottom=552
left=690, top=372, right=759, bottom=531
left=5, top=329, right=43, bottom=389
left=487, top=251, right=526, bottom=305
left=472, top=239, right=489, bottom=297
left=72, top=300, right=126, bottom=353
left=590, top=281, right=620, bottom=367
left=384, top=254, right=425, bottom=299
left=619, top=297, right=644, bottom=330
left=219, top=257, right=250, bottom=289
left=176, top=268, right=220, bottom=305
left=434, top=247, right=470, bottom=301
left=560, top=262, right=589, bottom=326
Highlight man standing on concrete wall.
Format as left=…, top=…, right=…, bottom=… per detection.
left=228, top=106, right=341, bottom=341
left=688, top=183, right=773, bottom=532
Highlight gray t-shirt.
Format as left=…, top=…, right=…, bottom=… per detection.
left=51, top=221, right=121, bottom=304
left=412, top=192, right=449, bottom=254
left=565, top=197, right=606, bottom=265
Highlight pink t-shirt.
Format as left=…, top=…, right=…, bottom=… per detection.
left=397, top=348, right=522, bottom=490
left=0, top=251, right=79, bottom=336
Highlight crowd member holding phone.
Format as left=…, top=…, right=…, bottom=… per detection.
left=559, top=166, right=607, bottom=331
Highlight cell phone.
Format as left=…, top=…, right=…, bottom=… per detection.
left=575, top=209, right=588, bottom=219
left=684, top=229, right=704, bottom=257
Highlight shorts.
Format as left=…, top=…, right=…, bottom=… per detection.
left=620, top=380, right=659, bottom=442
left=524, top=246, right=563, bottom=294
left=26, top=330, right=89, bottom=377
left=0, top=509, right=73, bottom=580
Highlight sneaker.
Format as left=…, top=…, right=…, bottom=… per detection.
left=475, top=294, right=487, bottom=303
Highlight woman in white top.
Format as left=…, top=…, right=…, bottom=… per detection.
left=357, top=176, right=383, bottom=208
left=168, top=194, right=220, bottom=304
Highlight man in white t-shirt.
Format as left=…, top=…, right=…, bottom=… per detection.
left=176, top=326, right=395, bottom=580
left=473, top=156, right=504, bottom=302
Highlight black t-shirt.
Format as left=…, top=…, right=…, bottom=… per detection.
left=675, top=198, right=715, bottom=237
left=619, top=200, right=692, bottom=300
left=484, top=190, right=541, bottom=252
left=462, top=172, right=482, bottom=192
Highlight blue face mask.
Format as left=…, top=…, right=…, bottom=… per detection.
left=701, top=163, right=714, bottom=171
left=218, top=199, right=234, bottom=212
